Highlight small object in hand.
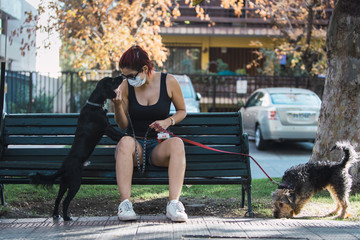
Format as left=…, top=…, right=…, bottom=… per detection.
left=157, top=132, right=170, bottom=143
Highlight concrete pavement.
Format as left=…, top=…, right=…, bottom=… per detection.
left=1, top=215, right=360, bottom=239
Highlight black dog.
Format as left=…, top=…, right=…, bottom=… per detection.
left=29, top=76, right=124, bottom=221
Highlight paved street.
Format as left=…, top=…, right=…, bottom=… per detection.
left=248, top=141, right=314, bottom=179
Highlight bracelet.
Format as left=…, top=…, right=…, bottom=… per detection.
left=169, top=117, right=175, bottom=126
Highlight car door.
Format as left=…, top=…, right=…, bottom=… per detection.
left=241, top=92, right=259, bottom=136
left=247, top=92, right=265, bottom=136
left=241, top=91, right=265, bottom=137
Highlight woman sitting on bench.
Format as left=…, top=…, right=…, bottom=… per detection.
left=112, top=45, right=188, bottom=222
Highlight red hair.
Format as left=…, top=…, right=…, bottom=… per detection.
left=119, top=45, right=154, bottom=75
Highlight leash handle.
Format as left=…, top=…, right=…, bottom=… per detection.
left=153, top=122, right=280, bottom=186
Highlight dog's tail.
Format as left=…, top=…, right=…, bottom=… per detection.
left=28, top=167, right=65, bottom=188
left=331, top=141, right=358, bottom=169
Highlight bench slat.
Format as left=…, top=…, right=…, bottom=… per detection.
left=0, top=160, right=248, bottom=171
left=0, top=177, right=249, bottom=185
left=4, top=113, right=240, bottom=127
left=3, top=145, right=243, bottom=156
left=5, top=125, right=241, bottom=135
left=0, top=169, right=250, bottom=179
left=5, top=135, right=242, bottom=145
left=1, top=153, right=246, bottom=165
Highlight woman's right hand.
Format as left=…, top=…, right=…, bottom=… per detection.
left=112, top=85, right=122, bottom=104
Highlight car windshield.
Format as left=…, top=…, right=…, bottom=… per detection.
left=179, top=82, right=194, bottom=98
left=270, top=93, right=320, bottom=105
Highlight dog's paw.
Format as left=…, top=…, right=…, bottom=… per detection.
left=335, top=212, right=351, bottom=219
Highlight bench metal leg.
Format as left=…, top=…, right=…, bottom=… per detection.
left=0, top=184, right=7, bottom=206
left=240, top=185, right=245, bottom=208
left=242, top=183, right=254, bottom=218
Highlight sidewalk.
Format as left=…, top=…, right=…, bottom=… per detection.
left=1, top=215, right=360, bottom=239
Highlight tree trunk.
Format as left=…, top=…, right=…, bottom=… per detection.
left=311, top=0, right=360, bottom=184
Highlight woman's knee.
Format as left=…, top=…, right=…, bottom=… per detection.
left=169, top=137, right=185, bottom=150
left=169, top=137, right=186, bottom=158
left=116, top=136, right=135, bottom=158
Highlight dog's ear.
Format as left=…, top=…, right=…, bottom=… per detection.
left=283, top=189, right=297, bottom=211
left=271, top=190, right=280, bottom=201
left=283, top=195, right=292, bottom=205
left=273, top=189, right=295, bottom=205
left=272, top=189, right=286, bottom=202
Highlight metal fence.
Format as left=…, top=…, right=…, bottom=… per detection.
left=4, top=71, right=323, bottom=113
left=5, top=71, right=113, bottom=113
left=184, top=74, right=319, bottom=112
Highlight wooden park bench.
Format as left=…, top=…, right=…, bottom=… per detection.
left=0, top=112, right=254, bottom=217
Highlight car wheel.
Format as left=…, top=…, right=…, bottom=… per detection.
left=255, top=126, right=268, bottom=150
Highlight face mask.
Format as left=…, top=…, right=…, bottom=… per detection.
left=127, top=74, right=146, bottom=87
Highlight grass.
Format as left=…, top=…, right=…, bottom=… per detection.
left=1, top=178, right=359, bottom=220
left=1, top=178, right=278, bottom=203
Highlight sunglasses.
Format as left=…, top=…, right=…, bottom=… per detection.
left=121, top=70, right=142, bottom=80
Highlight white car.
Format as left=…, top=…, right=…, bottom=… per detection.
left=239, top=88, right=321, bottom=150
left=170, top=75, right=201, bottom=113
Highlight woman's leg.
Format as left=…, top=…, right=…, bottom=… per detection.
left=150, top=137, right=186, bottom=201
left=115, top=136, right=143, bottom=201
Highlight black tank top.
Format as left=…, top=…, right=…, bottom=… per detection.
left=127, top=73, right=171, bottom=138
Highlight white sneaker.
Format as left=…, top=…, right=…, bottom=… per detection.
left=118, top=199, right=137, bottom=221
left=166, top=200, right=188, bottom=222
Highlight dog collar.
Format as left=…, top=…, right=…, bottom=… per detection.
left=86, top=100, right=104, bottom=108
left=279, top=183, right=296, bottom=191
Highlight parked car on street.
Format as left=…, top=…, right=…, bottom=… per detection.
left=239, top=88, right=321, bottom=150
left=170, top=75, right=201, bottom=113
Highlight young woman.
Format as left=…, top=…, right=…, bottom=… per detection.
left=112, top=45, right=188, bottom=222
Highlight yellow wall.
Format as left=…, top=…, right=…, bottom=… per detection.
left=162, top=35, right=274, bottom=70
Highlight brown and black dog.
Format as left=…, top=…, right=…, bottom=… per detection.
left=272, top=141, right=358, bottom=219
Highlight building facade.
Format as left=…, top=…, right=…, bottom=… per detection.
left=0, top=0, right=36, bottom=71
left=160, top=0, right=331, bottom=76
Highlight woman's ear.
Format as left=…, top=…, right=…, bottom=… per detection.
left=143, top=65, right=149, bottom=75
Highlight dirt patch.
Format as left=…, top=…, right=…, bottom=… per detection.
left=0, top=197, right=254, bottom=219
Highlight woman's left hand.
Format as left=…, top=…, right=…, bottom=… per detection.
left=149, top=119, right=171, bottom=132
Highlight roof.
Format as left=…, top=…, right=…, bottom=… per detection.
left=257, top=87, right=316, bottom=94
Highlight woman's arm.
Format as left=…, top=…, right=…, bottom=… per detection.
left=112, top=81, right=129, bottom=130
left=166, top=74, right=187, bottom=124
left=150, top=74, right=186, bottom=132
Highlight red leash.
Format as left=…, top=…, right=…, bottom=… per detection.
left=153, top=123, right=280, bottom=186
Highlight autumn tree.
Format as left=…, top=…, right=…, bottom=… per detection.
left=211, top=0, right=332, bottom=97
left=49, top=0, right=180, bottom=73
left=12, top=0, right=211, bottom=76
